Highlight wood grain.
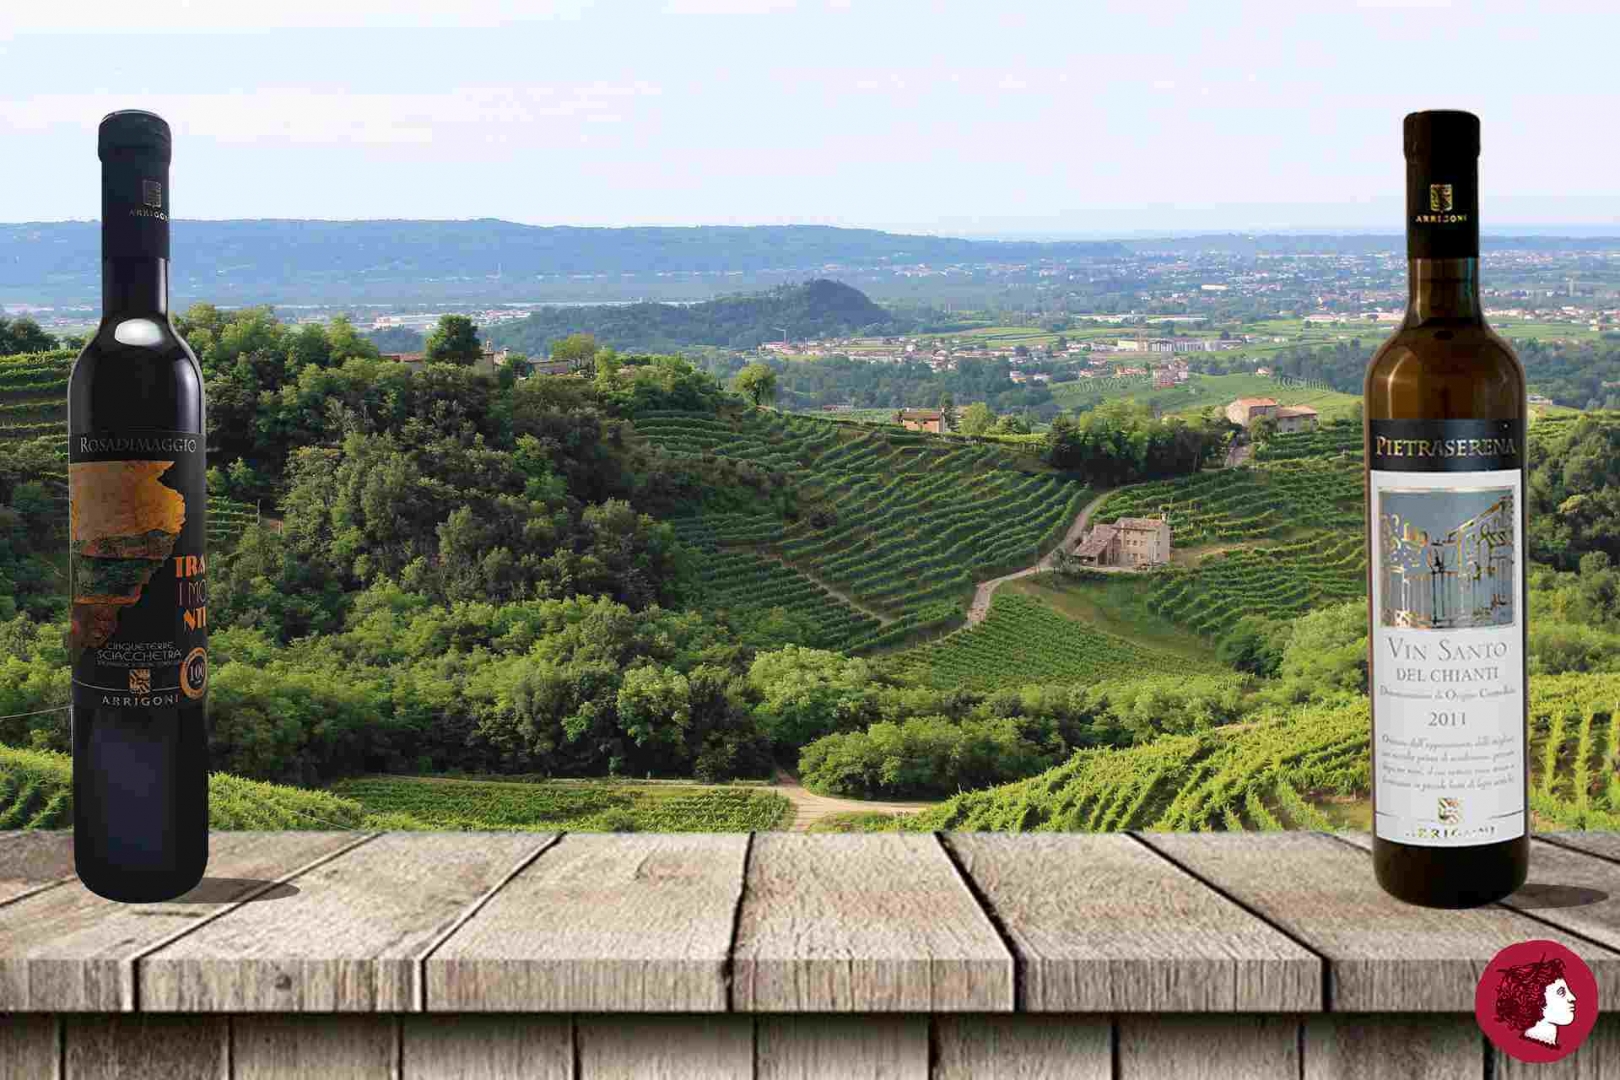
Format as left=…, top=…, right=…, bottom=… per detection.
left=0, top=831, right=75, bottom=906
left=576, top=1015, right=752, bottom=1080
left=932, top=1015, right=1110, bottom=1080
left=0, top=1014, right=58, bottom=1080
left=1117, top=1015, right=1300, bottom=1080
left=756, top=1016, right=927, bottom=1080
left=947, top=833, right=1320, bottom=1012
left=140, top=832, right=548, bottom=1012
left=1303, top=1014, right=1482, bottom=1080
left=425, top=833, right=744, bottom=1012
left=1495, top=1011, right=1620, bottom=1078
left=401, top=1015, right=571, bottom=1080
left=1539, top=832, right=1620, bottom=865
left=62, top=1015, right=227, bottom=1080
left=1141, top=831, right=1620, bottom=1011
left=0, top=831, right=368, bottom=1012
left=232, top=1015, right=397, bottom=1080
left=732, top=834, right=1012, bottom=1012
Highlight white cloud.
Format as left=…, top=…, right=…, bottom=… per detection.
left=1, top=0, right=597, bottom=34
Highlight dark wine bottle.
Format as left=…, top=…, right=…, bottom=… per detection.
left=1364, top=110, right=1528, bottom=907
left=68, top=111, right=209, bottom=903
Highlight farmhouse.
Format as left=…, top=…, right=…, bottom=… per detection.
left=1073, top=514, right=1172, bottom=568
left=894, top=408, right=944, bottom=433
left=1273, top=404, right=1320, bottom=433
left=1225, top=397, right=1278, bottom=426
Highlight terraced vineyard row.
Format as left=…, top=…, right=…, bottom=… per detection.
left=915, top=697, right=1367, bottom=833
left=886, top=593, right=1213, bottom=691
left=1145, top=529, right=1366, bottom=636
left=1094, top=459, right=1361, bottom=543
left=0, top=351, right=70, bottom=445
left=1529, top=674, right=1620, bottom=830
left=637, top=411, right=1087, bottom=628
left=673, top=518, right=882, bottom=652
left=326, top=775, right=791, bottom=831
left=1252, top=420, right=1362, bottom=462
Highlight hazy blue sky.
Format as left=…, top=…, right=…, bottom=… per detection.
left=4, top=0, right=1617, bottom=236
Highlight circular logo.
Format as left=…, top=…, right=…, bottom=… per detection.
left=180, top=647, right=208, bottom=700
left=1475, top=939, right=1599, bottom=1064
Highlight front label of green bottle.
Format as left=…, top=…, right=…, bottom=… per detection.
left=1369, top=419, right=1524, bottom=847
left=68, top=429, right=207, bottom=709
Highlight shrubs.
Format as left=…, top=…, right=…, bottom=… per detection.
left=798, top=715, right=1049, bottom=799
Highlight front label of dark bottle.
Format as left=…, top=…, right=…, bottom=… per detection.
left=69, top=430, right=208, bottom=709
left=1369, top=418, right=1523, bottom=847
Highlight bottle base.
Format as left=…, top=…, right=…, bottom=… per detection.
left=1372, top=836, right=1528, bottom=909
left=75, top=857, right=208, bottom=904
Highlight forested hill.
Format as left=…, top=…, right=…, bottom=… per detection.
left=486, top=279, right=908, bottom=353
left=0, top=220, right=1125, bottom=305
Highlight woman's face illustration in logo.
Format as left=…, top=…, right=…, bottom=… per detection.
left=1544, top=978, right=1576, bottom=1027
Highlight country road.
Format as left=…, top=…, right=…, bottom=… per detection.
left=965, top=487, right=1134, bottom=625
left=773, top=769, right=933, bottom=832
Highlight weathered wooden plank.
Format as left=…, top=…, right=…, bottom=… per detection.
left=576, top=1015, right=752, bottom=1080
left=0, top=1014, right=58, bottom=1080
left=141, top=831, right=549, bottom=1013
left=1303, top=1014, right=1482, bottom=1079
left=63, top=1015, right=227, bottom=1080
left=732, top=834, right=1012, bottom=1012
left=426, top=832, right=743, bottom=1012
left=932, top=1015, right=1110, bottom=1080
left=233, top=1015, right=397, bottom=1080
left=401, top=1015, right=571, bottom=1080
left=756, top=1016, right=926, bottom=1080
left=1117, top=1015, right=1300, bottom=1080
left=0, top=831, right=75, bottom=906
left=0, top=831, right=368, bottom=1012
left=947, top=833, right=1320, bottom=1012
left=1141, top=831, right=1620, bottom=1012
left=1495, top=1010, right=1620, bottom=1077
left=1539, top=831, right=1620, bottom=865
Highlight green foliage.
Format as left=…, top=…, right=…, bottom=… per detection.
left=747, top=645, right=878, bottom=751
left=326, top=775, right=789, bottom=831
left=1251, top=419, right=1362, bottom=462
left=799, top=715, right=1048, bottom=799
left=0, top=744, right=375, bottom=831
left=1527, top=413, right=1620, bottom=568
left=886, top=593, right=1216, bottom=691
left=1044, top=399, right=1227, bottom=485
left=733, top=362, right=779, bottom=408
left=424, top=314, right=484, bottom=365
left=1146, top=531, right=1365, bottom=637
left=0, top=317, right=58, bottom=356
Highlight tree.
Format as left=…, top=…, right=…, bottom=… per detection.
left=551, top=333, right=599, bottom=374
left=424, top=315, right=482, bottom=366
left=0, top=317, right=56, bottom=355
left=959, top=402, right=995, bottom=436
left=733, top=362, right=779, bottom=409
left=938, top=391, right=957, bottom=432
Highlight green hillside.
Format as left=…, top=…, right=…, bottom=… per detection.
left=638, top=408, right=1087, bottom=642
left=1050, top=371, right=1361, bottom=421
left=902, top=672, right=1620, bottom=834
left=885, top=592, right=1220, bottom=691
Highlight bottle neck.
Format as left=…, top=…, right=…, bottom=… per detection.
left=102, top=257, right=169, bottom=318
left=1406, top=257, right=1482, bottom=324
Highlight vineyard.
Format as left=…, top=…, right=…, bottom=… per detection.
left=1145, top=531, right=1366, bottom=636
left=896, top=672, right=1620, bottom=834
left=1093, top=458, right=1361, bottom=543
left=325, top=775, right=791, bottom=832
left=1252, top=419, right=1362, bottom=462
left=1, top=348, right=258, bottom=553
left=635, top=409, right=1087, bottom=639
left=885, top=592, right=1216, bottom=691
left=0, top=744, right=377, bottom=831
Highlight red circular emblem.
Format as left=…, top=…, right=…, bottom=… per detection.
left=1475, top=939, right=1599, bottom=1064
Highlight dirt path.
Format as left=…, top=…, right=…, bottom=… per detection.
left=761, top=553, right=895, bottom=627
left=773, top=769, right=934, bottom=832
left=965, top=488, right=1134, bottom=625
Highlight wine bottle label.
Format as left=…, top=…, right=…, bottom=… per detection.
left=1369, top=418, right=1524, bottom=847
left=68, top=429, right=207, bottom=710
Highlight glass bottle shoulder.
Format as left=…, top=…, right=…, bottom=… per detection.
left=1364, top=321, right=1524, bottom=421
left=69, top=316, right=204, bottom=433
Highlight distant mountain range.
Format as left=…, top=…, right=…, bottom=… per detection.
left=0, top=219, right=1125, bottom=307
left=482, top=278, right=913, bottom=354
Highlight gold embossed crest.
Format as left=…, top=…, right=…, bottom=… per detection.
left=1430, top=183, right=1453, bottom=212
